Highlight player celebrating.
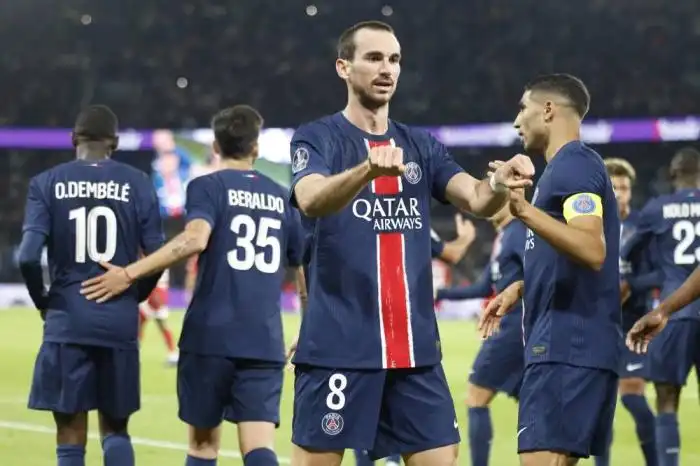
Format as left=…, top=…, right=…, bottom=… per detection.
left=80, top=105, right=306, bottom=466
left=436, top=204, right=525, bottom=466
left=138, top=268, right=179, bottom=365
left=289, top=20, right=534, bottom=466
left=623, top=147, right=700, bottom=466
left=594, top=158, right=658, bottom=466
left=17, top=105, right=165, bottom=466
left=480, top=74, right=621, bottom=465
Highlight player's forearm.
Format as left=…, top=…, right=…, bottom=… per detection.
left=18, top=231, right=48, bottom=310
left=446, top=175, right=507, bottom=218
left=294, top=163, right=374, bottom=217
left=294, top=267, right=308, bottom=318
left=657, top=266, right=700, bottom=317
left=126, top=231, right=206, bottom=280
left=440, top=236, right=473, bottom=265
left=518, top=204, right=606, bottom=271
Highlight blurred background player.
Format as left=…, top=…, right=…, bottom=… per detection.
left=80, top=105, right=306, bottom=466
left=353, top=213, right=474, bottom=466
left=18, top=105, right=165, bottom=466
left=594, top=158, right=658, bottom=466
left=621, top=147, right=700, bottom=466
left=138, top=268, right=179, bottom=366
left=481, top=74, right=621, bottom=464
left=436, top=203, right=525, bottom=466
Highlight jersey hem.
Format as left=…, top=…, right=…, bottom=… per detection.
left=291, top=355, right=442, bottom=370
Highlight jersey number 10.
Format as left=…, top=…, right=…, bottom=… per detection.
left=228, top=214, right=282, bottom=274
left=69, top=206, right=118, bottom=263
left=673, top=219, right=700, bottom=265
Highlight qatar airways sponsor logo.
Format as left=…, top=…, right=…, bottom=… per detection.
left=352, top=196, right=423, bottom=231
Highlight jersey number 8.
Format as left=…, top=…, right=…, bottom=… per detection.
left=69, top=206, right=118, bottom=263
left=326, top=373, right=347, bottom=411
left=673, top=220, right=700, bottom=265
left=228, top=214, right=282, bottom=274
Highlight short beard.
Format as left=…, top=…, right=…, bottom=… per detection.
left=352, top=83, right=390, bottom=111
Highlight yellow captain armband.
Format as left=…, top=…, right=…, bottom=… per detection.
left=562, top=193, right=603, bottom=222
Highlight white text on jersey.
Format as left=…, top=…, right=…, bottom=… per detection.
left=352, top=197, right=423, bottom=231
left=663, top=202, right=700, bottom=219
left=228, top=190, right=284, bottom=214
left=55, top=181, right=130, bottom=203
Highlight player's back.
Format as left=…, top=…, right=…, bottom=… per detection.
left=523, top=141, right=621, bottom=372
left=25, top=158, right=163, bottom=348
left=180, top=169, right=302, bottom=361
left=632, top=188, right=700, bottom=320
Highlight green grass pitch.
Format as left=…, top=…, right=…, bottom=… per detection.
left=1, top=309, right=698, bottom=464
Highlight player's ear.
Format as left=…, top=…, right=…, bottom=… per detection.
left=71, top=132, right=78, bottom=148
left=212, top=140, right=221, bottom=156
left=336, top=58, right=350, bottom=80
left=111, top=136, right=119, bottom=151
left=543, top=101, right=554, bottom=123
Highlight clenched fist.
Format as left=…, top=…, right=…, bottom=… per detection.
left=367, top=145, right=405, bottom=178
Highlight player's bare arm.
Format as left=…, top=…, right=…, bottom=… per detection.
left=80, top=219, right=212, bottom=303
left=294, top=145, right=404, bottom=217
left=510, top=188, right=606, bottom=271
left=478, top=280, right=524, bottom=338
left=445, top=154, right=535, bottom=218
left=439, top=215, right=476, bottom=265
left=286, top=266, right=307, bottom=369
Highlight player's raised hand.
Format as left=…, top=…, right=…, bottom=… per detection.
left=490, top=154, right=535, bottom=189
left=478, top=281, right=523, bottom=339
left=626, top=308, right=668, bottom=354
left=367, top=145, right=405, bottom=178
left=80, top=262, right=133, bottom=304
left=454, top=214, right=476, bottom=243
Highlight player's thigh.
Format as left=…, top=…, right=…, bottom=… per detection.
left=94, top=346, right=140, bottom=420
left=646, top=320, right=699, bottom=386
left=373, top=364, right=459, bottom=461
left=177, top=352, right=236, bottom=429
left=292, top=364, right=384, bottom=453
left=517, top=363, right=618, bottom=459
left=28, top=342, right=99, bottom=414
left=519, top=451, right=573, bottom=466
left=469, top=327, right=524, bottom=400
left=223, top=359, right=284, bottom=425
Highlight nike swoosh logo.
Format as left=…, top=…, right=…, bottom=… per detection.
left=517, top=427, right=527, bottom=437
left=454, top=419, right=459, bottom=429
left=626, top=363, right=644, bottom=372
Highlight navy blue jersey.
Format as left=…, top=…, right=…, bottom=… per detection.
left=619, top=211, right=662, bottom=331
left=179, top=169, right=304, bottom=361
left=622, top=188, right=700, bottom=321
left=22, top=159, right=164, bottom=348
left=430, top=229, right=445, bottom=259
left=290, top=112, right=464, bottom=369
left=523, top=142, right=621, bottom=372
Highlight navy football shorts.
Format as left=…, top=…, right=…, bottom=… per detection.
left=517, top=362, right=618, bottom=458
left=469, top=322, right=524, bottom=398
left=28, top=342, right=140, bottom=419
left=177, top=352, right=284, bottom=429
left=292, top=363, right=460, bottom=460
left=646, top=320, right=700, bottom=386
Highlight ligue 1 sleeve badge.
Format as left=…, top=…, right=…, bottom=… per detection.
left=321, top=412, right=344, bottom=435
left=292, top=147, right=310, bottom=174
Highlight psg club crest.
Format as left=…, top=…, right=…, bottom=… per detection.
left=292, top=147, right=310, bottom=174
left=321, top=412, right=344, bottom=436
left=403, top=162, right=422, bottom=184
left=572, top=194, right=595, bottom=214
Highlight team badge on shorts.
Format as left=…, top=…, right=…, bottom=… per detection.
left=321, top=412, right=344, bottom=435
left=404, top=162, right=422, bottom=184
left=572, top=194, right=595, bottom=214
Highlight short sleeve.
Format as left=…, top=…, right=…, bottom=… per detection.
left=22, top=176, right=51, bottom=236
left=185, top=176, right=219, bottom=227
left=553, top=153, right=606, bottom=223
left=427, top=134, right=464, bottom=204
left=285, top=205, right=305, bottom=267
left=137, top=178, right=166, bottom=254
left=430, top=228, right=445, bottom=259
left=289, top=123, right=332, bottom=207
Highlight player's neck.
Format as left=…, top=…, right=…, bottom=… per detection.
left=342, top=100, right=389, bottom=135
left=619, top=206, right=630, bottom=220
left=544, top=123, right=580, bottom=162
left=220, top=157, right=255, bottom=171
left=76, top=143, right=110, bottom=161
left=494, top=216, right=514, bottom=230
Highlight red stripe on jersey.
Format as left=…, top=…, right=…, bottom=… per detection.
left=367, top=139, right=413, bottom=368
